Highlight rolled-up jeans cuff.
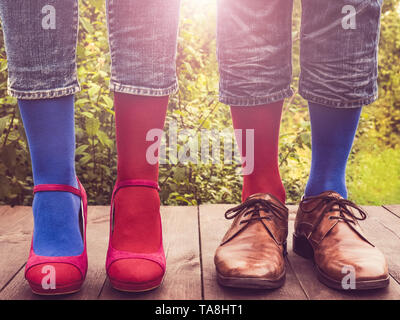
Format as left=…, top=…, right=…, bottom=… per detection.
left=299, top=89, right=378, bottom=109
left=7, top=84, right=81, bottom=100
left=219, top=87, right=294, bottom=107
left=109, top=80, right=179, bottom=96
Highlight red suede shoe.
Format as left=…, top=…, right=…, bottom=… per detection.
left=25, top=179, right=88, bottom=295
left=106, top=179, right=166, bottom=292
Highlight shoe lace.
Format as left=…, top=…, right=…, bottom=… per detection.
left=299, top=195, right=367, bottom=227
left=224, top=198, right=285, bottom=225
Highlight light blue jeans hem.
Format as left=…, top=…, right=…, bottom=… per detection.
left=8, top=84, right=80, bottom=100
left=219, top=87, right=294, bottom=107
left=299, top=89, right=378, bottom=108
left=109, top=81, right=179, bottom=97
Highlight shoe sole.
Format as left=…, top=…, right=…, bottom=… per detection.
left=216, top=271, right=286, bottom=289
left=28, top=281, right=83, bottom=296
left=292, top=233, right=390, bottom=290
left=109, top=275, right=164, bottom=293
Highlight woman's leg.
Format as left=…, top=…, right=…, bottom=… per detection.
left=0, top=0, right=83, bottom=292
left=112, top=94, right=168, bottom=284
left=19, top=96, right=82, bottom=257
left=106, top=0, right=180, bottom=290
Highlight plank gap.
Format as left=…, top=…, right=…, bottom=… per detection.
left=382, top=205, right=400, bottom=219
left=196, top=204, right=205, bottom=300
left=285, top=256, right=310, bottom=300
left=0, top=263, right=26, bottom=294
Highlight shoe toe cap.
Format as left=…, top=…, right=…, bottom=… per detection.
left=214, top=246, right=285, bottom=280
left=26, top=263, right=83, bottom=292
left=317, top=247, right=389, bottom=283
left=108, top=258, right=164, bottom=285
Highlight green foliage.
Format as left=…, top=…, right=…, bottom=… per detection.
left=74, top=0, right=116, bottom=205
left=0, top=0, right=399, bottom=206
left=0, top=29, right=31, bottom=205
left=347, top=148, right=400, bottom=204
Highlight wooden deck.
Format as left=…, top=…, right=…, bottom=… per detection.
left=0, top=204, right=400, bottom=300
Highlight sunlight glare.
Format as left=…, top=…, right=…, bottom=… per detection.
left=183, top=0, right=214, bottom=10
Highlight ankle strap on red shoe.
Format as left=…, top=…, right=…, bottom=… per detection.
left=112, top=179, right=160, bottom=200
left=33, top=184, right=82, bottom=197
left=110, top=179, right=160, bottom=233
left=33, top=177, right=84, bottom=198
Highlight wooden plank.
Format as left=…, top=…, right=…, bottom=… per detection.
left=366, top=206, right=400, bottom=237
left=0, top=206, right=32, bottom=293
left=382, top=205, right=400, bottom=219
left=287, top=205, right=400, bottom=299
left=78, top=206, right=110, bottom=299
left=0, top=206, right=110, bottom=300
left=1, top=204, right=399, bottom=300
left=199, top=204, right=308, bottom=300
left=0, top=206, right=13, bottom=221
left=0, top=206, right=31, bottom=234
left=360, top=206, right=400, bottom=285
left=99, top=206, right=202, bottom=300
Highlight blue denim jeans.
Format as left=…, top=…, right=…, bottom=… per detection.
left=217, top=0, right=383, bottom=108
left=0, top=0, right=382, bottom=107
left=0, top=0, right=80, bottom=99
left=0, top=0, right=180, bottom=99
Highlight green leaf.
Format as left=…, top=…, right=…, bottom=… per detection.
left=75, top=145, right=89, bottom=156
left=80, top=17, right=94, bottom=34
left=102, top=95, right=114, bottom=108
left=85, top=118, right=100, bottom=137
left=97, top=130, right=113, bottom=147
left=0, top=115, right=10, bottom=134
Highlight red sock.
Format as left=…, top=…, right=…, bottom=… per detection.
left=112, top=93, right=168, bottom=254
left=230, top=101, right=286, bottom=203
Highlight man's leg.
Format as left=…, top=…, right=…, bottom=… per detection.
left=230, top=102, right=286, bottom=203
left=294, top=0, right=388, bottom=290
left=305, top=103, right=362, bottom=198
left=217, top=0, right=294, bottom=203
left=214, top=0, right=293, bottom=289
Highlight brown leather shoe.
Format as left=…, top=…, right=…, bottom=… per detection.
left=293, top=191, right=389, bottom=290
left=214, top=193, right=288, bottom=289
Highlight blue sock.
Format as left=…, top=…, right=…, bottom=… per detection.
left=304, top=102, right=362, bottom=199
left=18, top=95, right=83, bottom=257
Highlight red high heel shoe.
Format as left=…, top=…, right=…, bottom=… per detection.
left=106, top=179, right=166, bottom=292
left=24, top=178, right=88, bottom=295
